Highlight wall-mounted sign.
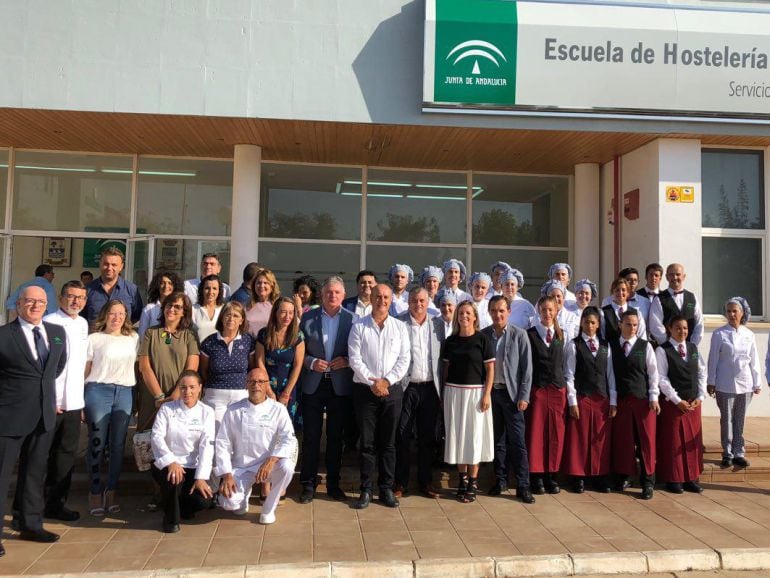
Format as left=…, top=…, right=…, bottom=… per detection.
left=42, top=237, right=72, bottom=267
left=424, top=0, right=770, bottom=120
left=666, top=186, right=696, bottom=203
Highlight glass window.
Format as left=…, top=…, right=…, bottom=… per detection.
left=260, top=164, right=362, bottom=240
left=702, top=237, right=762, bottom=316
left=137, top=157, right=233, bottom=236
left=472, top=173, right=569, bottom=247
left=366, top=245, right=466, bottom=285
left=12, top=152, right=132, bottom=232
left=472, top=248, right=569, bottom=302
left=257, top=241, right=360, bottom=295
left=0, top=149, right=8, bottom=227
left=702, top=150, right=764, bottom=229
left=366, top=169, right=466, bottom=244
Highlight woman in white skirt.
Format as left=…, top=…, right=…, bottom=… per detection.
left=442, top=301, right=495, bottom=503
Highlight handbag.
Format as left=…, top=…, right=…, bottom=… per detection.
left=132, top=383, right=179, bottom=472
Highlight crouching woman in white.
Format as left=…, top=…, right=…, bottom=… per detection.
left=150, top=370, right=215, bottom=534
left=215, top=367, right=297, bottom=525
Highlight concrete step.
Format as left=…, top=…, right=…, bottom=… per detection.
left=703, top=416, right=770, bottom=458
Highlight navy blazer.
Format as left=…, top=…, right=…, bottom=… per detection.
left=299, top=307, right=354, bottom=396
left=0, top=320, right=67, bottom=436
left=341, top=296, right=358, bottom=315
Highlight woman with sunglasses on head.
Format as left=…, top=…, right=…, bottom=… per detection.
left=138, top=271, right=184, bottom=340
left=192, top=274, right=224, bottom=343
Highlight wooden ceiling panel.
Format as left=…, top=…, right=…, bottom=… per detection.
left=0, top=108, right=768, bottom=174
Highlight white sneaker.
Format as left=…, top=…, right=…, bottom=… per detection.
left=259, top=512, right=276, bottom=525
left=234, top=502, right=249, bottom=516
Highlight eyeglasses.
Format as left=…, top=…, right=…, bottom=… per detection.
left=21, top=299, right=47, bottom=307
left=164, top=304, right=184, bottom=312
left=245, top=379, right=270, bottom=386
left=64, top=294, right=86, bottom=301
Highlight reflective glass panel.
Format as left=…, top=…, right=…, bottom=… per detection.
left=260, top=164, right=362, bottom=240
left=257, top=241, right=360, bottom=295
left=12, top=152, right=132, bottom=232
left=366, top=245, right=466, bottom=287
left=137, top=158, right=233, bottom=236
left=0, top=150, right=8, bottom=227
left=471, top=248, right=569, bottom=303
left=472, top=173, right=569, bottom=247
left=702, top=150, right=764, bottom=229
left=702, top=237, right=762, bottom=316
left=366, top=169, right=467, bottom=244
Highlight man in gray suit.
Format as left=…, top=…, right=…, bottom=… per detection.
left=298, top=276, right=354, bottom=504
left=481, top=295, right=535, bottom=504
left=394, top=288, right=445, bottom=499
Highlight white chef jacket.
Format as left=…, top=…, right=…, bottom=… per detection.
left=655, top=338, right=707, bottom=405
left=44, top=310, right=88, bottom=411
left=348, top=313, right=410, bottom=387
left=151, top=400, right=215, bottom=479
left=708, top=324, right=761, bottom=394
left=556, top=308, right=580, bottom=340
left=473, top=299, right=493, bottom=330
left=563, top=333, right=618, bottom=407
left=508, top=299, right=536, bottom=330
left=389, top=292, right=409, bottom=317
left=214, top=397, right=296, bottom=476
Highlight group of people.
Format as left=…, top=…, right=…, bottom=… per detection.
left=0, top=248, right=765, bottom=557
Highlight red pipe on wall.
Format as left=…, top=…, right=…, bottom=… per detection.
left=613, top=155, right=620, bottom=275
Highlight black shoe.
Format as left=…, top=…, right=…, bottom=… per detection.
left=488, top=481, right=508, bottom=496
left=19, top=529, right=60, bottom=543
left=379, top=489, right=400, bottom=508
left=299, top=486, right=315, bottom=504
left=517, top=488, right=535, bottom=504
left=571, top=479, right=585, bottom=494
left=641, top=485, right=654, bottom=500
left=45, top=506, right=80, bottom=522
left=545, top=479, right=561, bottom=495
left=531, top=477, right=545, bottom=495
left=613, top=479, right=631, bottom=492
left=162, top=521, right=180, bottom=534
left=720, top=457, right=732, bottom=468
left=683, top=481, right=704, bottom=494
left=592, top=478, right=611, bottom=493
left=352, top=490, right=372, bottom=510
left=327, top=486, right=348, bottom=501
left=0, top=542, right=4, bottom=557
left=665, top=482, right=684, bottom=494
left=732, top=456, right=750, bottom=468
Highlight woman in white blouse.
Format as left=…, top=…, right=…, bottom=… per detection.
left=151, top=371, right=215, bottom=533
left=192, top=274, right=224, bottom=343
left=707, top=297, right=761, bottom=469
left=138, top=271, right=183, bottom=340
left=84, top=300, right=139, bottom=516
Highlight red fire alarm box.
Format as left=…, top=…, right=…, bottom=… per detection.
left=624, top=189, right=640, bottom=220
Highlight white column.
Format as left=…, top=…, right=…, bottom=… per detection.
left=229, top=144, right=261, bottom=289
left=573, top=163, right=601, bottom=284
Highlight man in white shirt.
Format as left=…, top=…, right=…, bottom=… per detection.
left=184, top=253, right=232, bottom=305
left=215, top=368, right=297, bottom=525
left=39, top=281, right=89, bottom=522
left=342, top=270, right=377, bottom=321
left=648, top=263, right=704, bottom=346
left=348, top=284, right=410, bottom=509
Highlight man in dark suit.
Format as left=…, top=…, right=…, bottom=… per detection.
left=0, top=286, right=68, bottom=557
left=298, top=276, right=355, bottom=503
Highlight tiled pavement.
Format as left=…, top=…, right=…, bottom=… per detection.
left=3, top=479, right=770, bottom=575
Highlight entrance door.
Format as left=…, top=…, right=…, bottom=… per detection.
left=126, top=236, right=154, bottom=305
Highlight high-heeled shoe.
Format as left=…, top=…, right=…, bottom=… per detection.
left=89, top=493, right=104, bottom=517
left=104, top=489, right=120, bottom=514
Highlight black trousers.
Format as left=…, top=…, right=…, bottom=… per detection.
left=44, top=409, right=81, bottom=513
left=492, top=388, right=530, bottom=490
left=300, top=379, right=352, bottom=490
left=151, top=464, right=212, bottom=526
left=395, top=381, right=440, bottom=488
left=354, top=384, right=402, bottom=492
left=1, top=420, right=55, bottom=535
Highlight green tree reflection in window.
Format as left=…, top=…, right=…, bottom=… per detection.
left=473, top=208, right=534, bottom=245
left=375, top=213, right=440, bottom=243
left=265, top=212, right=338, bottom=239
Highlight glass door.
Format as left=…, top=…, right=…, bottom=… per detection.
left=0, top=235, right=10, bottom=324
left=126, top=236, right=154, bottom=305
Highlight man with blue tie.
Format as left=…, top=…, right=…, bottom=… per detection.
left=298, top=276, right=355, bottom=503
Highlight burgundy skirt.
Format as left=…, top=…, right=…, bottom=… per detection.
left=611, top=396, right=656, bottom=476
left=562, top=393, right=611, bottom=477
left=526, top=384, right=567, bottom=473
left=656, top=399, right=703, bottom=483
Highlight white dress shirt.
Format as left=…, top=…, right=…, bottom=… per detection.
left=193, top=304, right=223, bottom=343
left=389, top=292, right=409, bottom=317
left=601, top=300, right=647, bottom=339
left=708, top=324, right=761, bottom=394
left=348, top=314, right=410, bottom=387
left=618, top=335, right=660, bottom=401
left=44, top=310, right=89, bottom=411
left=534, top=321, right=557, bottom=347
left=353, top=299, right=372, bottom=321
left=184, top=278, right=232, bottom=305
left=656, top=338, right=707, bottom=404
left=443, top=319, right=453, bottom=338
left=648, top=288, right=704, bottom=345
left=18, top=317, right=48, bottom=360
left=407, top=315, right=432, bottom=383
left=138, top=302, right=162, bottom=340
left=556, top=308, right=580, bottom=340
left=151, top=400, right=215, bottom=479
left=563, top=333, right=618, bottom=407
left=214, top=397, right=296, bottom=476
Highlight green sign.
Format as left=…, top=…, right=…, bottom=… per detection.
left=433, top=0, right=518, bottom=105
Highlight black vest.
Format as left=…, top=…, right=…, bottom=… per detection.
left=601, top=304, right=639, bottom=344
left=660, top=341, right=700, bottom=401
left=611, top=338, right=650, bottom=400
left=573, top=337, right=609, bottom=398
left=658, top=290, right=697, bottom=341
left=527, top=327, right=566, bottom=389
left=636, top=287, right=655, bottom=299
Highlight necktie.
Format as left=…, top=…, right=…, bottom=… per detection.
left=546, top=328, right=552, bottom=344
left=678, top=343, right=686, bottom=359
left=589, top=339, right=597, bottom=353
left=623, top=341, right=631, bottom=356
left=618, top=306, right=624, bottom=317
left=33, top=326, right=49, bottom=369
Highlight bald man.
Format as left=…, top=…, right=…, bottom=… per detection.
left=0, top=286, right=68, bottom=556
left=215, top=368, right=297, bottom=525
left=648, top=263, right=704, bottom=346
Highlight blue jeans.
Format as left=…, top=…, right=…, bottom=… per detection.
left=84, top=383, right=133, bottom=495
